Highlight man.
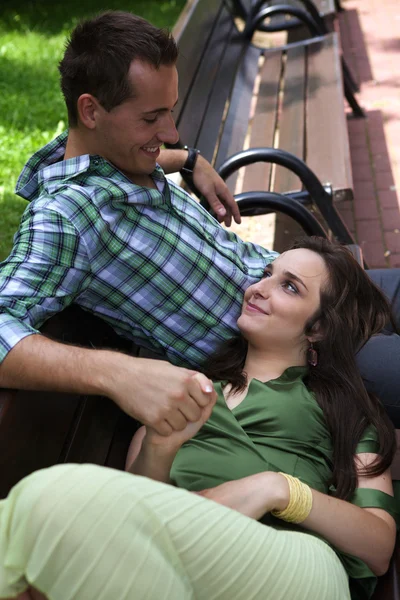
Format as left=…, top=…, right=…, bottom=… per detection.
left=0, top=11, right=399, bottom=436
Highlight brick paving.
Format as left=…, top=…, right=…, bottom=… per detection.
left=224, top=0, right=400, bottom=268
left=339, top=0, right=400, bottom=268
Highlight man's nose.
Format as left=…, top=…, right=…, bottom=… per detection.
left=158, top=112, right=179, bottom=145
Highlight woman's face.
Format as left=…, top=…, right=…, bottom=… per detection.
left=237, top=248, right=328, bottom=350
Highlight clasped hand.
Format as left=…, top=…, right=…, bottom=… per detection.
left=108, top=356, right=217, bottom=437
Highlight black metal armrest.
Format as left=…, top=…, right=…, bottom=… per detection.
left=234, top=191, right=328, bottom=238
left=217, top=147, right=354, bottom=245
left=247, top=0, right=327, bottom=34
left=243, top=3, right=323, bottom=39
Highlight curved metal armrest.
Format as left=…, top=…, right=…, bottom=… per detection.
left=243, top=4, right=323, bottom=39
left=235, top=191, right=328, bottom=238
left=248, top=0, right=327, bottom=34
left=217, top=148, right=354, bottom=245
left=218, top=147, right=326, bottom=203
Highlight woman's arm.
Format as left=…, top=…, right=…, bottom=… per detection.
left=199, top=453, right=396, bottom=576
left=280, top=453, right=397, bottom=576
left=126, top=377, right=217, bottom=483
left=125, top=426, right=178, bottom=483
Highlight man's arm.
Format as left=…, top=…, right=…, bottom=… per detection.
left=0, top=207, right=213, bottom=435
left=0, top=334, right=214, bottom=436
left=158, top=148, right=241, bottom=227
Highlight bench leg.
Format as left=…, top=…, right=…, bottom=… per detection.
left=342, top=56, right=360, bottom=93
left=344, top=73, right=365, bottom=118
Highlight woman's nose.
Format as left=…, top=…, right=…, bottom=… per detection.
left=252, top=279, right=271, bottom=298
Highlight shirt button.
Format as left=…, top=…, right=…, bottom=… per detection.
left=93, top=159, right=100, bottom=166
left=205, top=233, right=213, bottom=243
left=243, top=266, right=248, bottom=274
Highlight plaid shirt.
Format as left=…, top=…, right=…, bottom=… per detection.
left=0, top=131, right=277, bottom=367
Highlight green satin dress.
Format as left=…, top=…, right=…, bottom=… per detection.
left=170, top=367, right=400, bottom=600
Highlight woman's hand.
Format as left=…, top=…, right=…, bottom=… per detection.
left=195, top=472, right=289, bottom=520
left=126, top=373, right=216, bottom=482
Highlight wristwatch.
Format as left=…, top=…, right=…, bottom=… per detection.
left=181, top=146, right=200, bottom=176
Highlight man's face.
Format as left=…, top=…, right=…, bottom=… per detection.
left=93, top=60, right=179, bottom=183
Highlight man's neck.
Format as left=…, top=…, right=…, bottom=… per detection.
left=64, top=129, right=90, bottom=161
left=64, top=130, right=157, bottom=189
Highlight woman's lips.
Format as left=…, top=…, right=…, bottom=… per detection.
left=246, top=302, right=268, bottom=314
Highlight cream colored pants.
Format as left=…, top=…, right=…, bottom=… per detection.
left=0, top=464, right=350, bottom=600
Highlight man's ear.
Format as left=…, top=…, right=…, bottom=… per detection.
left=76, top=94, right=101, bottom=130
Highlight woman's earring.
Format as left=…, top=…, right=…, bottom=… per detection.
left=307, top=342, right=318, bottom=367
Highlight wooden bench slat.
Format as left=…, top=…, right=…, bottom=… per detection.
left=274, top=44, right=306, bottom=194
left=214, top=43, right=262, bottom=191
left=195, top=30, right=247, bottom=162
left=174, top=0, right=225, bottom=126
left=305, top=33, right=353, bottom=201
left=105, top=412, right=139, bottom=470
left=242, top=49, right=283, bottom=193
left=176, top=6, right=236, bottom=150
left=60, top=396, right=122, bottom=464
left=0, top=390, right=80, bottom=499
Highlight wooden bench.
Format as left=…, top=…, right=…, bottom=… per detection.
left=170, top=0, right=359, bottom=246
left=0, top=303, right=399, bottom=600
left=0, top=306, right=139, bottom=499
left=0, top=2, right=397, bottom=596
left=232, top=0, right=338, bottom=34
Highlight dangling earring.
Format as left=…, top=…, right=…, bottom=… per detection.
left=307, top=342, right=318, bottom=367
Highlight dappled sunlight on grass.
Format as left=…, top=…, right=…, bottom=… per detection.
left=0, top=0, right=185, bottom=261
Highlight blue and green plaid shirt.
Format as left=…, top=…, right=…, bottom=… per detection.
left=0, top=132, right=277, bottom=367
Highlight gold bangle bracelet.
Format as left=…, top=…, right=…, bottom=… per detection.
left=271, top=473, right=313, bottom=524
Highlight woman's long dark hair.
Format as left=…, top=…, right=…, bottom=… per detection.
left=202, top=237, right=396, bottom=500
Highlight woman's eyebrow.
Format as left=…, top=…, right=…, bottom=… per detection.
left=283, top=270, right=308, bottom=291
left=265, top=263, right=308, bottom=291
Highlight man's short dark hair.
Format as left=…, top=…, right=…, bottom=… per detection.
left=59, top=11, right=178, bottom=127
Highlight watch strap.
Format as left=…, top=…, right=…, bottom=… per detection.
left=181, top=146, right=200, bottom=175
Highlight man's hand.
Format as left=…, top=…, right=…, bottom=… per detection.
left=194, top=472, right=289, bottom=520
left=158, top=148, right=241, bottom=227
left=192, top=154, right=241, bottom=227
left=144, top=374, right=216, bottom=450
left=104, top=355, right=216, bottom=436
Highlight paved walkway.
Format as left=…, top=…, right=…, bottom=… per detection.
left=339, top=0, right=400, bottom=268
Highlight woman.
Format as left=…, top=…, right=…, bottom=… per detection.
left=1, top=237, right=398, bottom=600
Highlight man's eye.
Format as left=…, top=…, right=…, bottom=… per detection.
left=144, top=117, right=157, bottom=124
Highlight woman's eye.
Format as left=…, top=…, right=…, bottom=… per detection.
left=283, top=281, right=298, bottom=294
left=262, top=270, right=272, bottom=279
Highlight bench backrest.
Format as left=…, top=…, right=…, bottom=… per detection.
left=171, top=0, right=352, bottom=201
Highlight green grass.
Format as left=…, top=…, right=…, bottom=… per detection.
left=0, top=0, right=185, bottom=261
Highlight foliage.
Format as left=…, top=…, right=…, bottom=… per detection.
left=0, top=0, right=185, bottom=260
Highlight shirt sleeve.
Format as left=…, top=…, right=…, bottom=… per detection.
left=349, top=488, right=400, bottom=526
left=350, top=424, right=399, bottom=525
left=355, top=424, right=380, bottom=455
left=0, top=205, right=91, bottom=363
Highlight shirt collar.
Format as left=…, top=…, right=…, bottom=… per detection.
left=16, top=130, right=167, bottom=200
